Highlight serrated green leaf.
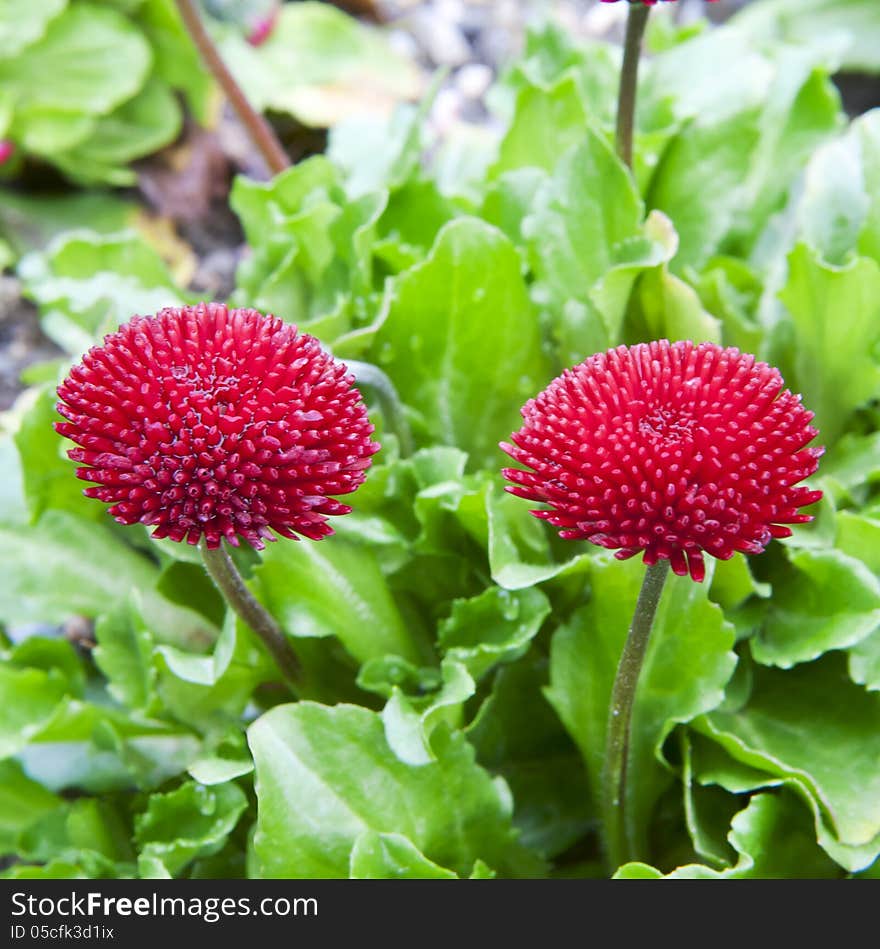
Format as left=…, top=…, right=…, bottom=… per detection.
left=752, top=547, right=880, bottom=668
left=778, top=243, right=880, bottom=444
left=438, top=586, right=550, bottom=680
left=381, top=659, right=474, bottom=766
left=697, top=656, right=880, bottom=867
left=135, top=781, right=247, bottom=878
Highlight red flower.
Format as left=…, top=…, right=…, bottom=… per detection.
left=56, top=303, right=379, bottom=549
left=501, top=340, right=823, bottom=582
left=0, top=141, right=14, bottom=165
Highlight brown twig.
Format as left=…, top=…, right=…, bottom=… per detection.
left=173, top=0, right=291, bottom=177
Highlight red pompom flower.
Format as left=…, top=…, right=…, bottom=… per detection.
left=56, top=303, right=379, bottom=549
left=501, top=340, right=823, bottom=583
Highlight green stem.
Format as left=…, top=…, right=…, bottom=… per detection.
left=345, top=359, right=414, bottom=457
left=201, top=540, right=301, bottom=692
left=615, top=2, right=651, bottom=169
left=602, top=558, right=670, bottom=871
left=174, top=0, right=291, bottom=177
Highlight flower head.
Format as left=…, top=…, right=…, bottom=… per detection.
left=56, top=302, right=379, bottom=549
left=501, top=340, right=823, bottom=582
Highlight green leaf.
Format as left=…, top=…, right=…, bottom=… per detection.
left=696, top=655, right=880, bottom=869
left=55, top=77, right=183, bottom=185
left=349, top=831, right=458, bottom=879
left=220, top=1, right=421, bottom=128
left=0, top=665, right=69, bottom=759
left=631, top=263, right=722, bottom=345
left=0, top=759, right=62, bottom=854
left=94, top=598, right=156, bottom=711
left=14, top=386, right=107, bottom=524
left=493, top=74, right=588, bottom=177
left=0, top=4, right=151, bottom=115
left=438, top=586, right=551, bottom=680
left=545, top=555, right=736, bottom=861
left=752, top=547, right=880, bottom=668
left=525, top=134, right=674, bottom=364
left=248, top=701, right=541, bottom=878
left=19, top=230, right=183, bottom=354
left=251, top=536, right=422, bottom=666
left=0, top=0, right=67, bottom=59
left=138, top=0, right=213, bottom=122
left=468, top=657, right=592, bottom=859
left=618, top=790, right=841, bottom=879
left=646, top=111, right=760, bottom=273
left=381, top=659, right=474, bottom=766
left=16, top=700, right=200, bottom=793
left=135, top=781, right=247, bottom=878
left=778, top=243, right=880, bottom=445
left=371, top=218, right=551, bottom=469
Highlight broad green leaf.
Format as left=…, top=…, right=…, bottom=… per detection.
left=752, top=548, right=880, bottom=668
left=135, top=781, right=247, bottom=878
left=0, top=0, right=67, bottom=58
left=55, top=78, right=183, bottom=185
left=251, top=536, right=423, bottom=666
left=525, top=133, right=675, bottom=363
left=778, top=243, right=880, bottom=444
left=371, top=218, right=551, bottom=469
left=12, top=108, right=94, bottom=157
left=248, top=702, right=540, bottom=878
left=697, top=656, right=880, bottom=866
left=468, top=657, right=592, bottom=859
left=0, top=4, right=151, bottom=115
left=546, top=555, right=736, bottom=862
left=349, top=831, right=457, bottom=879
left=493, top=74, right=588, bottom=177
left=0, top=511, right=157, bottom=625
left=438, top=586, right=550, bottom=680
left=646, top=109, right=760, bottom=273
left=0, top=511, right=213, bottom=655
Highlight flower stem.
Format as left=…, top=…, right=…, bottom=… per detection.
left=615, top=1, right=651, bottom=170
left=173, top=0, right=290, bottom=177
left=602, top=558, right=670, bottom=871
left=200, top=540, right=301, bottom=691
left=345, top=360, right=414, bottom=457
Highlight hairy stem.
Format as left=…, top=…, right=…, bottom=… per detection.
left=201, top=540, right=301, bottom=691
left=602, top=558, right=670, bottom=871
left=174, top=0, right=290, bottom=176
left=615, top=2, right=651, bottom=169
